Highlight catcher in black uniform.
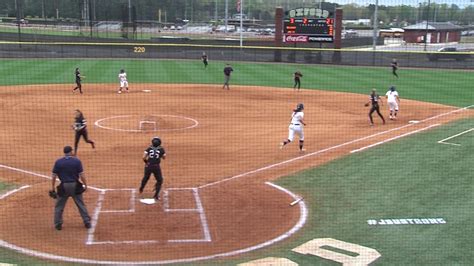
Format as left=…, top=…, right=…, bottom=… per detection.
left=365, top=89, right=386, bottom=126
left=73, top=110, right=95, bottom=155
left=139, top=137, right=166, bottom=200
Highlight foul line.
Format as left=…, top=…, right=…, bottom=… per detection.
left=351, top=124, right=441, bottom=153
left=0, top=185, right=30, bottom=200
left=200, top=105, right=472, bottom=189
left=0, top=164, right=103, bottom=192
left=438, top=128, right=474, bottom=146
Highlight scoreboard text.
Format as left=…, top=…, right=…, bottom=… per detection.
left=283, top=8, right=334, bottom=43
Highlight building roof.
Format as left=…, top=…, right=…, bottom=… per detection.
left=404, top=21, right=464, bottom=31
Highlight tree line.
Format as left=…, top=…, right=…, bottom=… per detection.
left=0, top=0, right=472, bottom=25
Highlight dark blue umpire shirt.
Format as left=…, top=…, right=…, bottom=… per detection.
left=53, top=156, right=83, bottom=183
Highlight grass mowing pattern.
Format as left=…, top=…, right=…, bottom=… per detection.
left=0, top=58, right=472, bottom=264
left=260, top=118, right=473, bottom=265
left=0, top=59, right=472, bottom=107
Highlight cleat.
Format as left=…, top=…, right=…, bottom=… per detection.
left=85, top=222, right=91, bottom=229
left=55, top=224, right=62, bottom=231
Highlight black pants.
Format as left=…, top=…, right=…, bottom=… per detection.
left=369, top=105, right=385, bottom=124
left=140, top=165, right=163, bottom=198
left=74, top=80, right=82, bottom=93
left=74, top=128, right=94, bottom=153
left=294, top=78, right=301, bottom=89
left=392, top=68, right=398, bottom=78
left=203, top=60, right=208, bottom=67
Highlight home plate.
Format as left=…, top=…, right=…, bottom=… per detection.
left=409, top=120, right=420, bottom=124
left=142, top=89, right=151, bottom=93
left=139, top=198, right=156, bottom=205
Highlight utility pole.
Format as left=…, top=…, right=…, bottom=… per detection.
left=225, top=0, right=228, bottom=33
left=214, top=0, right=218, bottom=23
left=372, top=0, right=378, bottom=50
left=424, top=0, right=430, bottom=51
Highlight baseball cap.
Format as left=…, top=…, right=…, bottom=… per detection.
left=63, top=146, right=73, bottom=154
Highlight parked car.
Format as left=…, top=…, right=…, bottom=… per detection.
left=427, top=47, right=472, bottom=61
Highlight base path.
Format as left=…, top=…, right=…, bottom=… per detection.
left=0, top=84, right=472, bottom=263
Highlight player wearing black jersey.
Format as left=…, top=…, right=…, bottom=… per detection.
left=391, top=59, right=399, bottom=78
left=73, top=68, right=83, bottom=94
left=365, top=89, right=386, bottom=126
left=73, top=110, right=95, bottom=155
left=222, top=64, right=234, bottom=90
left=293, top=71, right=303, bottom=90
left=139, top=137, right=166, bottom=200
left=201, top=52, right=208, bottom=68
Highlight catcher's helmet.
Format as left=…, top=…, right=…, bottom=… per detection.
left=151, top=137, right=161, bottom=147
left=296, top=103, right=304, bottom=110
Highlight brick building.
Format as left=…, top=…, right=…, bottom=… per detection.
left=403, top=22, right=464, bottom=43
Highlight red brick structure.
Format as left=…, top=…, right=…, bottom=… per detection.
left=403, top=22, right=463, bottom=43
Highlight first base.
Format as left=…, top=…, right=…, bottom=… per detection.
left=142, top=89, right=151, bottom=93
left=139, top=198, right=156, bottom=205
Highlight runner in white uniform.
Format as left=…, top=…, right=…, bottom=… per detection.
left=280, top=103, right=306, bottom=151
left=118, top=69, right=129, bottom=94
left=385, top=86, right=400, bottom=120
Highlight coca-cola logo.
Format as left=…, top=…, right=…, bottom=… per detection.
left=285, top=35, right=308, bottom=42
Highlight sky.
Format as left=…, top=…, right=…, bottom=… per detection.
left=328, top=0, right=472, bottom=8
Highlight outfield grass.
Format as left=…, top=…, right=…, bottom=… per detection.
left=0, top=59, right=473, bottom=107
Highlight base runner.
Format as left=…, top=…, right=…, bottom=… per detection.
left=280, top=103, right=306, bottom=152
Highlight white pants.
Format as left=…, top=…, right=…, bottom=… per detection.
left=120, top=80, right=129, bottom=88
left=288, top=124, right=304, bottom=142
left=388, top=101, right=399, bottom=112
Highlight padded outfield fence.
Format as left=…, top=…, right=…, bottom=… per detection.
left=1, top=41, right=473, bottom=69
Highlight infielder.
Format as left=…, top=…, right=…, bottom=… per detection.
left=280, top=103, right=306, bottom=151
left=139, top=137, right=166, bottom=200
left=73, top=110, right=95, bottom=155
left=365, top=89, right=386, bottom=126
left=293, top=71, right=303, bottom=90
left=385, top=86, right=400, bottom=120
left=118, top=69, right=129, bottom=94
left=222, top=64, right=233, bottom=90
left=73, top=68, right=83, bottom=94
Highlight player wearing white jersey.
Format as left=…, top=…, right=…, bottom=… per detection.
left=118, top=69, right=129, bottom=94
left=385, top=86, right=400, bottom=120
left=280, top=103, right=306, bottom=152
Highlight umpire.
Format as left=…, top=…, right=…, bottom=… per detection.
left=139, top=137, right=166, bottom=200
left=51, top=146, right=91, bottom=230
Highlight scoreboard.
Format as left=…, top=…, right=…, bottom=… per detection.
left=283, top=8, right=334, bottom=43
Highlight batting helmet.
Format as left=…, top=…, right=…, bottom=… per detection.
left=390, top=86, right=396, bottom=91
left=151, top=137, right=161, bottom=147
left=296, top=103, right=304, bottom=111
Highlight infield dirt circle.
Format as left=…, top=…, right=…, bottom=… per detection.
left=0, top=84, right=471, bottom=264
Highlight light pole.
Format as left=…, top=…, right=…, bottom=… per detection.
left=372, top=0, right=378, bottom=50
left=424, top=0, right=430, bottom=51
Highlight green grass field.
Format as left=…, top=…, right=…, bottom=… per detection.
left=0, top=59, right=473, bottom=265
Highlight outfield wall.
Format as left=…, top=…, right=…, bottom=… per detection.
left=1, top=41, right=473, bottom=70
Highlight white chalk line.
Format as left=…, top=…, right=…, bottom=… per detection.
left=199, top=105, right=472, bottom=189
left=438, top=128, right=474, bottom=146
left=0, top=105, right=470, bottom=263
left=0, top=185, right=31, bottom=200
left=0, top=182, right=307, bottom=265
left=86, top=190, right=105, bottom=245
left=351, top=124, right=441, bottom=153
left=94, top=114, right=199, bottom=133
left=0, top=164, right=103, bottom=192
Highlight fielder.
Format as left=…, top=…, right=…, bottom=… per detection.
left=385, top=86, right=400, bottom=120
left=73, top=68, right=83, bottom=94
left=118, top=69, right=129, bottom=94
left=391, top=58, right=399, bottom=78
left=365, top=89, right=386, bottom=126
left=280, top=103, right=306, bottom=151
